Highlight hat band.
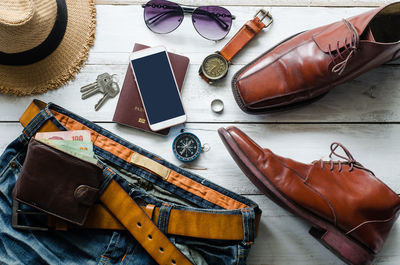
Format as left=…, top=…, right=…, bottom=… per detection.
left=0, top=0, right=67, bottom=66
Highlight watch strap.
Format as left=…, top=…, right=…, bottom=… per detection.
left=199, top=68, right=210, bottom=83
left=220, top=10, right=271, bottom=62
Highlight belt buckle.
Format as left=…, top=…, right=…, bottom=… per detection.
left=254, top=9, right=273, bottom=28
left=12, top=199, right=49, bottom=231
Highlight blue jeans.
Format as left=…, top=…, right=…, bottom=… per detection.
left=0, top=101, right=260, bottom=265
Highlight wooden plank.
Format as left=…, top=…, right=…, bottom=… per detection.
left=89, top=6, right=372, bottom=54
left=248, top=194, right=400, bottom=265
left=2, top=3, right=400, bottom=265
left=95, top=0, right=389, bottom=7
left=1, top=63, right=400, bottom=123
left=2, top=6, right=400, bottom=123
left=1, top=122, right=400, bottom=264
left=2, top=122, right=400, bottom=194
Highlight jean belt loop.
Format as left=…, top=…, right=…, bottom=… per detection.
left=21, top=107, right=55, bottom=143
left=241, top=208, right=256, bottom=245
left=156, top=203, right=173, bottom=234
left=99, top=166, right=117, bottom=194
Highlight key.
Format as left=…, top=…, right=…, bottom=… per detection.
left=81, top=85, right=105, bottom=100
left=94, top=81, right=120, bottom=111
left=80, top=73, right=112, bottom=99
left=81, top=85, right=105, bottom=99
left=80, top=73, right=111, bottom=92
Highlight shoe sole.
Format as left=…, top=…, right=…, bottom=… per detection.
left=231, top=32, right=331, bottom=114
left=218, top=127, right=375, bottom=265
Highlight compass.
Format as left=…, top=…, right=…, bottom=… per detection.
left=172, top=132, right=202, bottom=162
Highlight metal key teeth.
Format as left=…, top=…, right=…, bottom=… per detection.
left=80, top=82, right=97, bottom=93
left=95, top=82, right=120, bottom=111
left=95, top=94, right=110, bottom=111
left=81, top=87, right=103, bottom=99
left=80, top=72, right=111, bottom=95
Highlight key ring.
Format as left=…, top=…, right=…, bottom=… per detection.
left=111, top=74, right=119, bottom=84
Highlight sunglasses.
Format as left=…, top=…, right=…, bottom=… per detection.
left=142, top=0, right=235, bottom=41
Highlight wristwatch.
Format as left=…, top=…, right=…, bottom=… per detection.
left=199, top=9, right=273, bottom=84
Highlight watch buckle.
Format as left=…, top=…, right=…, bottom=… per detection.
left=254, top=9, right=273, bottom=28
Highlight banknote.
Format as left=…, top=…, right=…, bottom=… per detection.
left=35, top=130, right=97, bottom=164
left=38, top=139, right=93, bottom=153
left=37, top=139, right=97, bottom=164
left=35, top=130, right=91, bottom=141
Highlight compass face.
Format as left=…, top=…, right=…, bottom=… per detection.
left=173, top=133, right=202, bottom=162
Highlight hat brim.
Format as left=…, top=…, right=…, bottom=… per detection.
left=0, top=0, right=96, bottom=96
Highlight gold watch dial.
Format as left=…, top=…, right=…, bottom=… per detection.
left=201, top=54, right=228, bottom=80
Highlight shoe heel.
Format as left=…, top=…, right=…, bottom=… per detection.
left=309, top=226, right=374, bottom=265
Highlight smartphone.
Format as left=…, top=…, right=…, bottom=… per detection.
left=129, top=46, right=186, bottom=131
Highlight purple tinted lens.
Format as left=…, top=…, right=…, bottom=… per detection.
left=144, top=0, right=184, bottom=34
left=192, top=6, right=233, bottom=40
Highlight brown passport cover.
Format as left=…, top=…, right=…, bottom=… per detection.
left=113, top=43, right=189, bottom=135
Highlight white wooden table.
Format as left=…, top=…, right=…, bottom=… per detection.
left=1, top=0, right=399, bottom=264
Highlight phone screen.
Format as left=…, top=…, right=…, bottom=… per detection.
left=131, top=51, right=185, bottom=125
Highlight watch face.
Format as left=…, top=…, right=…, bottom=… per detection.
left=172, top=133, right=202, bottom=162
left=201, top=53, right=228, bottom=80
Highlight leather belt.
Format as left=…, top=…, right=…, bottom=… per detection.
left=17, top=100, right=261, bottom=265
left=47, top=202, right=247, bottom=241
left=101, top=180, right=191, bottom=265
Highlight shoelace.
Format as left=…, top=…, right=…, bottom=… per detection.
left=328, top=19, right=360, bottom=75
left=319, top=142, right=374, bottom=175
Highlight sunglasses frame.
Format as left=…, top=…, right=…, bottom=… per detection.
left=142, top=0, right=236, bottom=41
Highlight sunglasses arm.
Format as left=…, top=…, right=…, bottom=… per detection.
left=142, top=4, right=182, bottom=25
left=188, top=8, right=234, bottom=30
left=181, top=6, right=236, bottom=20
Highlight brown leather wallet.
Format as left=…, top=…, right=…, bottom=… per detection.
left=13, top=138, right=103, bottom=226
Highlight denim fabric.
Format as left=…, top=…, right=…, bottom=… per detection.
left=0, top=102, right=260, bottom=265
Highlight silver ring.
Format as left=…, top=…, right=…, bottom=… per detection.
left=211, top=99, right=224, bottom=113
left=201, top=143, right=211, bottom=152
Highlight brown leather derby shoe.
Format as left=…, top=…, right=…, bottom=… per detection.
left=219, top=126, right=400, bottom=265
left=233, top=2, right=400, bottom=113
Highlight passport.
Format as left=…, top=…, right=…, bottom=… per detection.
left=112, top=43, right=189, bottom=136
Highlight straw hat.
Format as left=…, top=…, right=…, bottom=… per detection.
left=0, top=0, right=96, bottom=96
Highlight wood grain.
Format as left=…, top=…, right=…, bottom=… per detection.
left=2, top=123, right=400, bottom=198
left=95, top=0, right=389, bottom=7
left=1, top=6, right=400, bottom=123
left=1, top=122, right=400, bottom=264
left=1, top=2, right=400, bottom=265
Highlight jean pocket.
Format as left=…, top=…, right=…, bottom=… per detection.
left=98, top=232, right=125, bottom=265
left=0, top=154, right=21, bottom=184
left=173, top=236, right=242, bottom=265
left=0, top=158, right=22, bottom=206
left=98, top=232, right=156, bottom=265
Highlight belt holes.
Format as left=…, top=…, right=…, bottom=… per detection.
left=148, top=235, right=152, bottom=240
left=171, top=259, right=176, bottom=264
left=159, top=247, right=164, bottom=253
left=137, top=222, right=142, bottom=228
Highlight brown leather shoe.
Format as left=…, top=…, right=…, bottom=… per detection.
left=232, top=3, right=400, bottom=113
left=218, top=126, right=400, bottom=265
